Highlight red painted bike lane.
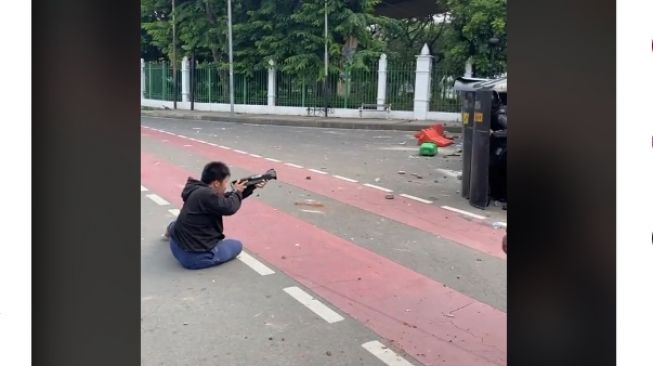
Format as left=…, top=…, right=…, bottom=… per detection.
left=141, top=151, right=506, bottom=366
left=142, top=127, right=505, bottom=259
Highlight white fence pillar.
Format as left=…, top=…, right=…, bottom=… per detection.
left=181, top=56, right=190, bottom=102
left=376, top=53, right=387, bottom=110
left=413, top=44, right=433, bottom=120
left=267, top=60, right=276, bottom=109
left=140, top=58, right=145, bottom=98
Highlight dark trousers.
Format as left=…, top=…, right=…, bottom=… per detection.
left=167, top=221, right=243, bottom=270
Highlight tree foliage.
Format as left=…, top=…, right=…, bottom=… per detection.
left=442, top=0, right=507, bottom=77
left=141, top=0, right=507, bottom=78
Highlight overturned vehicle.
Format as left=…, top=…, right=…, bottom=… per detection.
left=453, top=76, right=507, bottom=209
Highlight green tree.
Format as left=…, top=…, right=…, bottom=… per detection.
left=142, top=0, right=389, bottom=76
left=141, top=0, right=232, bottom=64
left=443, top=0, right=507, bottom=77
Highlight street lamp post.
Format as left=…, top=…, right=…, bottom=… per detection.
left=172, top=0, right=177, bottom=109
left=323, top=0, right=328, bottom=117
left=227, top=0, right=235, bottom=113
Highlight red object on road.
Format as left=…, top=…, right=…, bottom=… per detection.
left=414, top=123, right=455, bottom=147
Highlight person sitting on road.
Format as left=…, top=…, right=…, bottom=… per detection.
left=164, top=161, right=267, bottom=270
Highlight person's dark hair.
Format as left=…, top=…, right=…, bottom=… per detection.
left=201, top=161, right=230, bottom=184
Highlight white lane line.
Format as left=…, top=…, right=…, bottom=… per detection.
left=361, top=341, right=415, bottom=366
left=308, top=168, right=328, bottom=175
left=300, top=209, right=325, bottom=215
left=283, top=287, right=344, bottom=324
left=249, top=154, right=262, bottom=158
left=178, top=135, right=188, bottom=139
left=219, top=145, right=231, bottom=150
left=441, top=205, right=487, bottom=220
left=141, top=185, right=148, bottom=192
left=237, top=251, right=275, bottom=276
left=234, top=149, right=248, bottom=154
left=168, top=209, right=180, bottom=217
left=363, top=183, right=393, bottom=193
left=333, top=175, right=358, bottom=183
left=399, top=194, right=433, bottom=204
left=285, top=163, right=304, bottom=169
left=207, top=142, right=218, bottom=146
left=146, top=194, right=170, bottom=206
left=264, top=157, right=281, bottom=163
left=437, top=168, right=462, bottom=178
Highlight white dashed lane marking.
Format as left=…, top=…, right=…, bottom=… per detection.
left=300, top=209, right=325, bottom=215
left=141, top=185, right=148, bottom=192
left=146, top=194, right=170, bottom=206
left=441, top=205, right=487, bottom=220
left=361, top=341, right=416, bottom=366
left=285, top=163, right=304, bottom=169
left=363, top=183, right=393, bottom=193
left=283, top=286, right=344, bottom=324
left=308, top=168, right=328, bottom=175
left=399, top=194, right=433, bottom=204
left=333, top=175, right=358, bottom=183
left=237, top=251, right=276, bottom=276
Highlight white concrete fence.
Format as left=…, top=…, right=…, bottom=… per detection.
left=141, top=44, right=461, bottom=124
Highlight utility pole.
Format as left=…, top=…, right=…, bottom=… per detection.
left=190, top=51, right=195, bottom=111
left=172, top=0, right=177, bottom=109
left=227, top=0, right=235, bottom=113
left=323, top=0, right=328, bottom=117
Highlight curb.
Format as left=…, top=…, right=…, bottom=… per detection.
left=141, top=110, right=463, bottom=133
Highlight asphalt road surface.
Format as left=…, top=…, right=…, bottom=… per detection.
left=141, top=116, right=507, bottom=366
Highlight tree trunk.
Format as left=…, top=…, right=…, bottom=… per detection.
left=205, top=0, right=221, bottom=64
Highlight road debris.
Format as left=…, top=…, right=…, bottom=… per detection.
left=385, top=194, right=395, bottom=199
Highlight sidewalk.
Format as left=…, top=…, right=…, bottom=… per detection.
left=141, top=108, right=462, bottom=132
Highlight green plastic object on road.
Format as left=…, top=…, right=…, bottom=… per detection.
left=419, top=142, right=438, bottom=156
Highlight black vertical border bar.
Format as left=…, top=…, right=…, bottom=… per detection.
left=509, top=0, right=616, bottom=365
left=32, top=0, right=141, bottom=365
